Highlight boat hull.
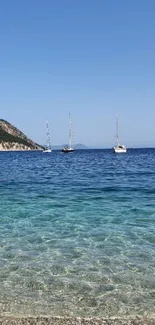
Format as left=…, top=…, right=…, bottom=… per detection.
left=113, top=146, right=127, bottom=153
left=61, top=148, right=74, bottom=153
left=43, top=149, right=52, bottom=153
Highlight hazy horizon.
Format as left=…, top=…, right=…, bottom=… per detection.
left=44, top=143, right=155, bottom=150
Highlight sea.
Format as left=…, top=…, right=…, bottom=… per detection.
left=0, top=148, right=155, bottom=317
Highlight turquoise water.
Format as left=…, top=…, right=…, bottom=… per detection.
left=0, top=149, right=155, bottom=317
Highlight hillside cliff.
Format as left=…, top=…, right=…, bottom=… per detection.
left=0, top=119, right=43, bottom=151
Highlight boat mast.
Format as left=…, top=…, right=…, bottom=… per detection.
left=46, top=120, right=51, bottom=150
left=116, top=113, right=119, bottom=147
left=68, top=112, right=74, bottom=149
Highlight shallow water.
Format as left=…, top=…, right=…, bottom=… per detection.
left=0, top=149, right=155, bottom=317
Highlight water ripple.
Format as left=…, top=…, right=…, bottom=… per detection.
left=0, top=149, right=155, bottom=317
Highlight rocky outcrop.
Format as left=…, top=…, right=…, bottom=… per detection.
left=0, top=119, right=43, bottom=151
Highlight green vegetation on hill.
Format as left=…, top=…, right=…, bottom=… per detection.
left=0, top=119, right=43, bottom=149
left=0, top=126, right=35, bottom=147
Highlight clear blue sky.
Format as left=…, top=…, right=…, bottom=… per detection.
left=0, top=0, right=155, bottom=148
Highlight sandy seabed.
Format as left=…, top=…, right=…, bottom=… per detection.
left=0, top=317, right=155, bottom=325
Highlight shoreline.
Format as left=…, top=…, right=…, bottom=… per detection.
left=0, top=317, right=155, bottom=325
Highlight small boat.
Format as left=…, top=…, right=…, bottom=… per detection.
left=113, top=114, right=127, bottom=153
left=43, top=121, right=52, bottom=153
left=62, top=113, right=74, bottom=153
left=113, top=144, right=126, bottom=153
left=43, top=148, right=52, bottom=153
left=62, top=147, right=74, bottom=153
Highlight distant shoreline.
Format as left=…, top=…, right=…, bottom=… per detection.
left=0, top=149, right=43, bottom=152
left=0, top=147, right=155, bottom=151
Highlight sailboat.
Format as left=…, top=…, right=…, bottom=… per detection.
left=43, top=121, right=52, bottom=153
left=62, top=113, right=74, bottom=153
left=113, top=114, right=127, bottom=153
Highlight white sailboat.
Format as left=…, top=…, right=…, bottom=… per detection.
left=62, top=113, right=74, bottom=153
left=43, top=120, right=52, bottom=153
left=113, top=114, right=127, bottom=153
